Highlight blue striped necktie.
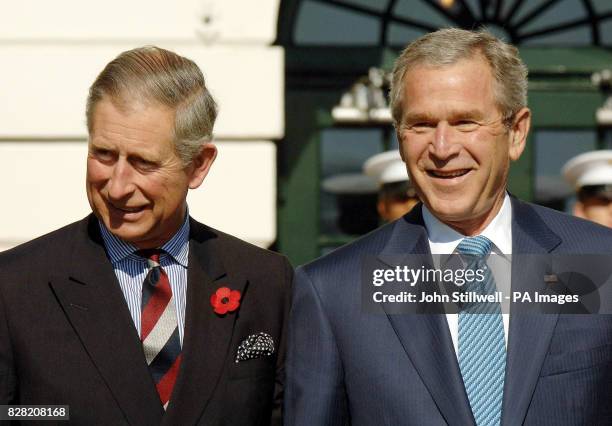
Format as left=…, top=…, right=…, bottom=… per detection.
left=457, top=236, right=506, bottom=426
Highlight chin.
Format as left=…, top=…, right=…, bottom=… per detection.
left=106, top=222, right=148, bottom=243
left=426, top=198, right=472, bottom=218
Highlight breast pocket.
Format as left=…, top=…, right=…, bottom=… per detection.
left=228, top=355, right=276, bottom=381
left=540, top=344, right=612, bottom=377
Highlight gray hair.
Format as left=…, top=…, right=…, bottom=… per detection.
left=86, top=46, right=218, bottom=165
left=389, top=28, right=528, bottom=128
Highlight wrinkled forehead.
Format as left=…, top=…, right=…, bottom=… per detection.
left=400, top=56, right=502, bottom=117
left=89, top=94, right=175, bottom=135
left=405, top=58, right=495, bottom=99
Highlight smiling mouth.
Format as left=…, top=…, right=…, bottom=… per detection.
left=427, top=169, right=471, bottom=179
left=109, top=203, right=146, bottom=214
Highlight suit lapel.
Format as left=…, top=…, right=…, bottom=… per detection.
left=49, top=216, right=164, bottom=426
left=379, top=207, right=476, bottom=426
left=162, top=219, right=246, bottom=426
left=501, top=198, right=562, bottom=426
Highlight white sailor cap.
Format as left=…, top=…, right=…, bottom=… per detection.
left=562, top=150, right=612, bottom=190
left=321, top=173, right=377, bottom=195
left=363, top=150, right=410, bottom=186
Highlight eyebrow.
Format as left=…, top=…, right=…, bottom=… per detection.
left=127, top=153, right=159, bottom=164
left=89, top=141, right=112, bottom=150
left=403, top=109, right=486, bottom=123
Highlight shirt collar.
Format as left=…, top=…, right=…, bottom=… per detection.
left=422, top=193, right=513, bottom=256
left=99, top=213, right=190, bottom=267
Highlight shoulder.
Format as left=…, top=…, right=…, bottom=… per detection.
left=190, top=217, right=288, bottom=262
left=299, top=219, right=405, bottom=281
left=189, top=217, right=292, bottom=276
left=0, top=217, right=87, bottom=271
left=514, top=199, right=612, bottom=252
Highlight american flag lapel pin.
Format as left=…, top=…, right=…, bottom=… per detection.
left=544, top=274, right=558, bottom=284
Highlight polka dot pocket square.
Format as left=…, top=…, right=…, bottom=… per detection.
left=235, top=332, right=275, bottom=363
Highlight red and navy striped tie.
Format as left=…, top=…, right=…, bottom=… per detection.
left=139, top=249, right=182, bottom=409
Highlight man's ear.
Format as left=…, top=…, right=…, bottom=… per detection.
left=188, top=142, right=217, bottom=189
left=508, top=107, right=530, bottom=162
left=377, top=199, right=388, bottom=222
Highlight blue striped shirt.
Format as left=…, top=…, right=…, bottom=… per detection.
left=98, top=216, right=189, bottom=346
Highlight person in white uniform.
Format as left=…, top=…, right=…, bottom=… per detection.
left=563, top=149, right=612, bottom=228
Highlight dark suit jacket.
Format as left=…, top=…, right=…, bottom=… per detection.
left=0, top=214, right=293, bottom=426
left=286, top=198, right=612, bottom=425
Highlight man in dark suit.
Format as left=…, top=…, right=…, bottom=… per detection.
left=286, top=28, right=612, bottom=425
left=0, top=46, right=292, bottom=425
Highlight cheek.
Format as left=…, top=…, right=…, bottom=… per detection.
left=583, top=205, right=609, bottom=219
left=86, top=159, right=109, bottom=184
left=401, top=138, right=426, bottom=166
left=152, top=174, right=176, bottom=192
left=140, top=176, right=179, bottom=206
left=475, top=137, right=509, bottom=175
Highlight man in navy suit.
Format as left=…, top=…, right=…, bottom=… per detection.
left=286, top=28, right=612, bottom=425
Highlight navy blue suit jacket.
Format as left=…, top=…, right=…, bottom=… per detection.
left=286, top=198, right=612, bottom=425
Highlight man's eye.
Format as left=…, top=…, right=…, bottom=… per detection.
left=410, top=123, right=436, bottom=133
left=134, top=158, right=157, bottom=170
left=454, top=121, right=480, bottom=132
left=93, top=148, right=114, bottom=161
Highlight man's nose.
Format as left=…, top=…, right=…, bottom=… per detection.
left=428, top=121, right=461, bottom=159
left=107, top=160, right=136, bottom=200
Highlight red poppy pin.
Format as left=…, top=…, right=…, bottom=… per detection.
left=210, top=286, right=241, bottom=315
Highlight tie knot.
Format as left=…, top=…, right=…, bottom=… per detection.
left=135, top=249, right=164, bottom=268
left=456, top=235, right=492, bottom=256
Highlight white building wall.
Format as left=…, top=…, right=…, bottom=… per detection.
left=0, top=0, right=279, bottom=44
left=0, top=0, right=282, bottom=250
